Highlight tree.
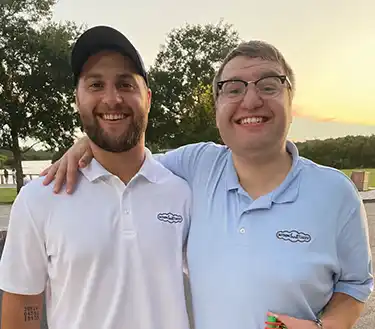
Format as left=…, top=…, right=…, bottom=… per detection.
left=147, top=21, right=240, bottom=150
left=0, top=0, right=83, bottom=192
left=296, top=135, right=375, bottom=169
left=176, top=83, right=221, bottom=145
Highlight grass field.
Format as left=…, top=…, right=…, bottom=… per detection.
left=0, top=169, right=374, bottom=203
left=0, top=188, right=17, bottom=204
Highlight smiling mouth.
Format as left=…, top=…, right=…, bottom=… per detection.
left=236, top=116, right=270, bottom=125
left=98, top=113, right=129, bottom=121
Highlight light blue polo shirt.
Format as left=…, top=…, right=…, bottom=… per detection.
left=157, top=141, right=373, bottom=329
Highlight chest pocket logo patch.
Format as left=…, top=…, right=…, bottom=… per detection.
left=157, top=212, right=183, bottom=224
left=276, top=230, right=311, bottom=243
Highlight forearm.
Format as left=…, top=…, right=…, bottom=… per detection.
left=321, top=292, right=364, bottom=329
left=1, top=292, right=43, bottom=329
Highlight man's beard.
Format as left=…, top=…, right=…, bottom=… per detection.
left=80, top=112, right=147, bottom=153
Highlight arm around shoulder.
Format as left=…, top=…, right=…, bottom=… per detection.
left=154, top=142, right=214, bottom=183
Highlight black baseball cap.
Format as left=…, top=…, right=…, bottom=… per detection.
left=71, top=25, right=148, bottom=86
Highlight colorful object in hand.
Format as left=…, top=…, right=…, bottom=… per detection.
left=265, top=315, right=285, bottom=328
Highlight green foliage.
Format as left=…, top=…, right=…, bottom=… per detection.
left=147, top=21, right=240, bottom=150
left=0, top=0, right=82, bottom=150
left=0, top=154, right=7, bottom=168
left=175, top=83, right=221, bottom=145
left=0, top=0, right=82, bottom=191
left=296, top=135, right=375, bottom=169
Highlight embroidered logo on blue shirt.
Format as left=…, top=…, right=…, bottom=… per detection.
left=276, top=230, right=311, bottom=243
left=157, top=212, right=183, bottom=224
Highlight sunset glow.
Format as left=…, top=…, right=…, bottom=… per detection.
left=52, top=0, right=375, bottom=139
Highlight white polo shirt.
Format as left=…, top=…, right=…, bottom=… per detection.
left=0, top=150, right=191, bottom=329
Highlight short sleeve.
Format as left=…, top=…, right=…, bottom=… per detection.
left=154, top=142, right=210, bottom=184
left=334, top=199, right=373, bottom=302
left=0, top=189, right=48, bottom=295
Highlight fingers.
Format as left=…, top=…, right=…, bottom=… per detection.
left=40, top=165, right=52, bottom=177
left=53, top=157, right=68, bottom=193
left=78, top=150, right=93, bottom=168
left=66, top=155, right=79, bottom=194
left=42, top=161, right=61, bottom=186
left=41, top=136, right=91, bottom=193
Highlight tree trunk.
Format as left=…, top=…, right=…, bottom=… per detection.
left=10, top=128, right=24, bottom=193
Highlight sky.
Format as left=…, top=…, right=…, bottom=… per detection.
left=52, top=0, right=375, bottom=141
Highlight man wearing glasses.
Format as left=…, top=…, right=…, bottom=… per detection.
left=42, top=41, right=373, bottom=329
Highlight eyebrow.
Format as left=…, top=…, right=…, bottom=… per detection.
left=257, top=70, right=283, bottom=79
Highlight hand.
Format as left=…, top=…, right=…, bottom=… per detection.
left=40, top=136, right=93, bottom=194
left=267, top=312, right=320, bottom=329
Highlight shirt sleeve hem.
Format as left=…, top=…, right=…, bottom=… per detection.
left=0, top=282, right=44, bottom=295
left=334, top=284, right=373, bottom=303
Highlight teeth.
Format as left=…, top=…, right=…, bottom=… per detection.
left=239, top=117, right=264, bottom=124
left=102, top=113, right=126, bottom=121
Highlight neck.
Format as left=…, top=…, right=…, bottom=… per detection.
left=90, top=140, right=146, bottom=184
left=232, top=141, right=293, bottom=199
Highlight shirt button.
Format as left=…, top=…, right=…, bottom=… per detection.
left=124, top=209, right=130, bottom=215
left=239, top=228, right=246, bottom=234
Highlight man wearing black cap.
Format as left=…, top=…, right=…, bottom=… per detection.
left=0, top=26, right=192, bottom=329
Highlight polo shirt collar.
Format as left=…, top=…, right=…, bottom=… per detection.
left=271, top=141, right=302, bottom=204
left=226, top=153, right=240, bottom=191
left=225, top=141, right=302, bottom=204
left=79, top=158, right=111, bottom=182
left=80, top=148, right=161, bottom=184
left=137, top=148, right=162, bottom=183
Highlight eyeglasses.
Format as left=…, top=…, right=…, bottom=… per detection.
left=217, top=75, right=292, bottom=101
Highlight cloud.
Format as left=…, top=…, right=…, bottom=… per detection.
left=291, top=104, right=375, bottom=125
left=292, top=104, right=336, bottom=122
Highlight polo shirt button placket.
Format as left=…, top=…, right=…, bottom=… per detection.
left=121, top=189, right=135, bottom=236
left=122, top=209, right=134, bottom=232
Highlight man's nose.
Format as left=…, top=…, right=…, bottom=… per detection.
left=102, top=87, right=123, bottom=108
left=241, top=85, right=264, bottom=110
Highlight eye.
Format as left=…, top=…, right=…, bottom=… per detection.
left=256, top=77, right=282, bottom=94
left=260, top=84, right=278, bottom=92
left=222, top=81, right=245, bottom=95
left=118, top=81, right=135, bottom=90
left=89, top=81, right=103, bottom=90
